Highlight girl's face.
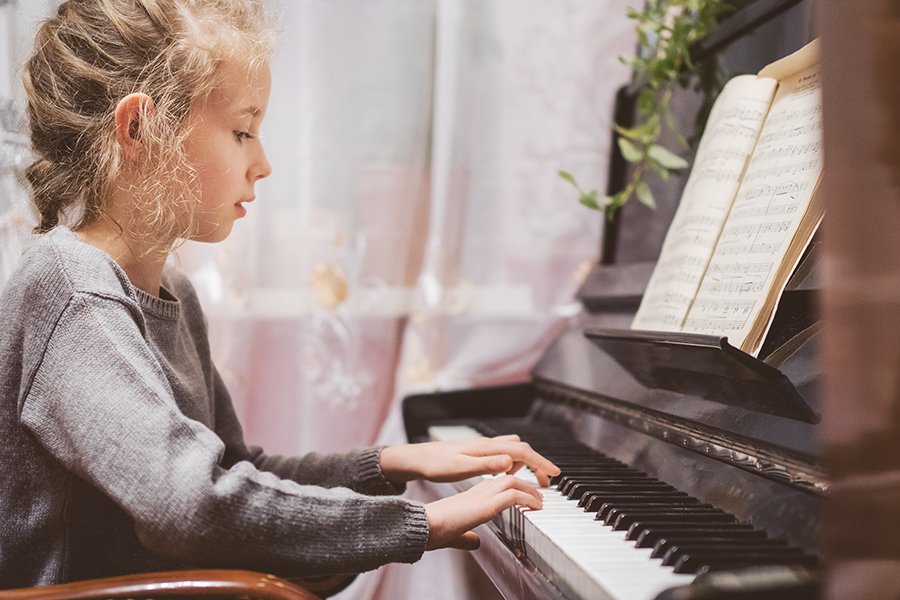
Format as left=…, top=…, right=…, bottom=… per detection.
left=182, top=59, right=272, bottom=243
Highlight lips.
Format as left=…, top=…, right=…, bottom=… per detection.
left=234, top=196, right=254, bottom=217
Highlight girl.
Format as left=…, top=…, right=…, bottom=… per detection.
left=0, top=0, right=558, bottom=589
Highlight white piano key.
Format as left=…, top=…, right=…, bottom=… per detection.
left=428, top=425, right=696, bottom=600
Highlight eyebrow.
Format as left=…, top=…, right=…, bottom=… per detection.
left=237, top=105, right=261, bottom=117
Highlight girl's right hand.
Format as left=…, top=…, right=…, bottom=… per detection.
left=423, top=474, right=543, bottom=551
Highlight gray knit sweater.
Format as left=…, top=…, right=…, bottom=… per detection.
left=0, top=227, right=428, bottom=589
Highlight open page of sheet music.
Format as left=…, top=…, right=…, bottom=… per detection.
left=682, top=61, right=823, bottom=354
left=631, top=76, right=778, bottom=331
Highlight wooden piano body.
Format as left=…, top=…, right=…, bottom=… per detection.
left=402, top=1, right=822, bottom=598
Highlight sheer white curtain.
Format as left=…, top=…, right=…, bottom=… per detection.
left=395, top=0, right=635, bottom=396
left=0, top=1, right=633, bottom=598
left=0, top=0, right=50, bottom=286
left=357, top=2, right=634, bottom=598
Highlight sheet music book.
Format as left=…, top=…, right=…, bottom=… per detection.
left=631, top=39, right=823, bottom=357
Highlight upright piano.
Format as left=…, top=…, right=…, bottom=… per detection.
left=402, top=1, right=822, bottom=598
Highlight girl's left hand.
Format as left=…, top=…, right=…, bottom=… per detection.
left=380, top=435, right=561, bottom=488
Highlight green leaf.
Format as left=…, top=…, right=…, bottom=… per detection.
left=637, top=88, right=656, bottom=116
left=635, top=180, right=656, bottom=209
left=647, top=144, right=689, bottom=169
left=644, top=154, right=672, bottom=181
left=618, top=137, right=644, bottom=163
left=663, top=108, right=689, bottom=148
left=636, top=29, right=650, bottom=48
left=615, top=115, right=659, bottom=144
left=604, top=190, right=629, bottom=219
left=558, top=170, right=579, bottom=188
left=613, top=123, right=637, bottom=140
left=579, top=190, right=601, bottom=210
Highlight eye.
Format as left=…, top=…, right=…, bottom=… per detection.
left=234, top=130, right=254, bottom=141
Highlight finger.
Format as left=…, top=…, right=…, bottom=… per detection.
left=497, top=472, right=540, bottom=493
left=484, top=475, right=543, bottom=509
left=516, top=450, right=560, bottom=483
left=520, top=451, right=560, bottom=480
left=477, top=472, right=543, bottom=502
left=509, top=476, right=544, bottom=505
left=534, top=468, right=552, bottom=488
left=475, top=441, right=561, bottom=480
left=491, top=434, right=520, bottom=442
left=456, top=454, right=515, bottom=479
left=443, top=531, right=481, bottom=551
left=506, top=460, right=525, bottom=475
left=491, top=487, right=543, bottom=512
left=483, top=454, right=515, bottom=474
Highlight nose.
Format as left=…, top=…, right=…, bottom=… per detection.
left=251, top=142, right=273, bottom=181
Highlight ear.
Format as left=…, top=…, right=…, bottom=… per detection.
left=115, top=93, right=155, bottom=158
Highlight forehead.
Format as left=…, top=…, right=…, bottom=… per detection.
left=205, top=60, right=271, bottom=114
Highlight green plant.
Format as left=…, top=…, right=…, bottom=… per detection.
left=561, top=0, right=731, bottom=219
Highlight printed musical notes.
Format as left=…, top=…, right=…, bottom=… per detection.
left=633, top=40, right=824, bottom=357
left=729, top=181, right=807, bottom=219
left=684, top=299, right=758, bottom=333
left=631, top=75, right=778, bottom=332
left=699, top=261, right=773, bottom=294
left=715, top=221, right=791, bottom=255
left=743, top=158, right=819, bottom=181
left=682, top=59, right=824, bottom=353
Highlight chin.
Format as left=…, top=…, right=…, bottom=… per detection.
left=192, top=224, right=234, bottom=244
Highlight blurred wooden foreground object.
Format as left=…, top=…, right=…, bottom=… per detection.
left=820, top=0, right=900, bottom=597
left=0, top=570, right=353, bottom=600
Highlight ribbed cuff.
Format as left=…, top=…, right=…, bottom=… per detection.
left=394, top=500, right=429, bottom=564
left=355, top=446, right=406, bottom=496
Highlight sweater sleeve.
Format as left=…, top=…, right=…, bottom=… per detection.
left=19, top=293, right=428, bottom=575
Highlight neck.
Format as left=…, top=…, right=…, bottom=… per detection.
left=76, top=217, right=169, bottom=297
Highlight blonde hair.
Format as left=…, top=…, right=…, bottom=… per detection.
left=23, top=0, right=275, bottom=253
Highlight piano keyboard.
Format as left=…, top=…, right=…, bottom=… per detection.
left=429, top=422, right=817, bottom=600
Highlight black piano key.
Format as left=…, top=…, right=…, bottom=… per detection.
left=613, top=512, right=736, bottom=531
left=552, top=463, right=634, bottom=470
left=627, top=521, right=756, bottom=542
left=549, top=461, right=603, bottom=468
left=557, top=471, right=656, bottom=480
left=563, top=478, right=659, bottom=498
left=551, top=471, right=616, bottom=486
left=557, top=469, right=650, bottom=479
left=635, top=527, right=769, bottom=547
left=556, top=470, right=643, bottom=487
left=549, top=456, right=621, bottom=466
left=582, top=491, right=690, bottom=511
left=603, top=505, right=723, bottom=526
left=651, top=536, right=788, bottom=558
left=596, top=499, right=705, bottom=518
left=556, top=468, right=643, bottom=485
left=567, top=482, right=675, bottom=500
left=673, top=552, right=819, bottom=574
left=660, top=543, right=803, bottom=566
left=596, top=499, right=705, bottom=520
left=558, top=474, right=652, bottom=493
left=551, top=458, right=631, bottom=466
left=568, top=472, right=652, bottom=482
